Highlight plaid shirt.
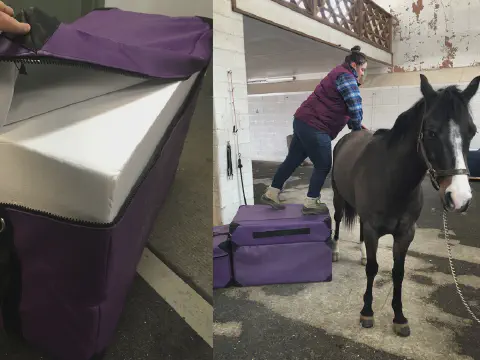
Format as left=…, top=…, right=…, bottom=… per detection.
left=335, top=68, right=363, bottom=131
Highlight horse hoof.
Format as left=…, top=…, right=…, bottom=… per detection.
left=361, top=258, right=367, bottom=266
left=359, top=316, right=374, bottom=328
left=332, top=253, right=339, bottom=262
left=393, top=323, right=411, bottom=337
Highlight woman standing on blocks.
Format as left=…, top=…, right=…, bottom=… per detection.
left=261, top=46, right=368, bottom=215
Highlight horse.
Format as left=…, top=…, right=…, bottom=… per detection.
left=331, top=74, right=479, bottom=337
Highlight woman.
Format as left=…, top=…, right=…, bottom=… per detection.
left=261, top=45, right=367, bottom=215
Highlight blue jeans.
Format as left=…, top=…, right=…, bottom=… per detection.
left=271, top=118, right=332, bottom=198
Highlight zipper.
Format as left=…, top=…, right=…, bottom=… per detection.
left=0, top=56, right=189, bottom=81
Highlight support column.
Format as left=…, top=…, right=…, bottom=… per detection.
left=213, top=0, right=254, bottom=224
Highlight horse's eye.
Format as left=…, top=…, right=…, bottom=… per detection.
left=426, top=130, right=436, bottom=138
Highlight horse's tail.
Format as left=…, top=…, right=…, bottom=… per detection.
left=332, top=133, right=358, bottom=231
left=343, top=201, right=357, bottom=231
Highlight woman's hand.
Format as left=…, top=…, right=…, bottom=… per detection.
left=0, top=2, right=30, bottom=34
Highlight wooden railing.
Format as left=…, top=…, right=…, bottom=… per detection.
left=270, top=0, right=393, bottom=53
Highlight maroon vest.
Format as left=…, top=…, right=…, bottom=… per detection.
left=294, top=63, right=355, bottom=140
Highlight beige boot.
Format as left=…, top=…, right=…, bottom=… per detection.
left=260, top=186, right=285, bottom=210
left=302, top=196, right=329, bottom=215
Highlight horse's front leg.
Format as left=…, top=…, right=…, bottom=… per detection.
left=359, top=222, right=379, bottom=328
left=391, top=226, right=414, bottom=337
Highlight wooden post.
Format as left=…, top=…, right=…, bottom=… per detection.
left=304, top=0, right=319, bottom=16
left=388, top=15, right=393, bottom=52
left=312, top=0, right=319, bottom=17
left=356, top=0, right=365, bottom=39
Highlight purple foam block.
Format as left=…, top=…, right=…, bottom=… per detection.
left=230, top=204, right=333, bottom=287
left=213, top=225, right=233, bottom=289
left=0, top=65, right=208, bottom=360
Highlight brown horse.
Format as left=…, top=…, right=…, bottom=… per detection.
left=331, top=74, right=479, bottom=337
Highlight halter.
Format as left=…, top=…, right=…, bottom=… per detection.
left=416, top=107, right=470, bottom=191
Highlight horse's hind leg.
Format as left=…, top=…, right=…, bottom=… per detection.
left=360, top=221, right=367, bottom=266
left=360, top=223, right=379, bottom=329
left=391, top=226, right=414, bottom=337
left=332, top=185, right=344, bottom=262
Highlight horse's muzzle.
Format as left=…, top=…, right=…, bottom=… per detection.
left=444, top=191, right=471, bottom=213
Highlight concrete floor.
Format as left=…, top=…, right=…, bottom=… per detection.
left=214, top=161, right=480, bottom=360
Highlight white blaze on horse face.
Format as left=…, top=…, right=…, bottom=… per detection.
left=446, top=119, right=472, bottom=210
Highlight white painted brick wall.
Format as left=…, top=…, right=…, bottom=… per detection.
left=213, top=0, right=254, bottom=224
left=249, top=82, right=480, bottom=162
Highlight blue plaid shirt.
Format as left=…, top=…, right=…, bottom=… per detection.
left=335, top=67, right=363, bottom=131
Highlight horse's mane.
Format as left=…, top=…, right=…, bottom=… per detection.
left=373, top=85, right=469, bottom=147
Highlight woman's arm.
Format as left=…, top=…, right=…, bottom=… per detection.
left=336, top=73, right=363, bottom=131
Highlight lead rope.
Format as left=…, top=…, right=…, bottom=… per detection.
left=227, top=70, right=247, bottom=205
left=442, top=210, right=480, bottom=323
left=226, top=142, right=233, bottom=179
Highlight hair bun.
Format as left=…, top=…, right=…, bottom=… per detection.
left=351, top=45, right=361, bottom=52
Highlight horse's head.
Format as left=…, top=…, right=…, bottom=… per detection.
left=419, top=74, right=479, bottom=213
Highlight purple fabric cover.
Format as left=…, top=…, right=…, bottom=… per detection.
left=0, top=68, right=206, bottom=360
left=0, top=9, right=212, bottom=79
left=213, top=225, right=232, bottom=289
left=230, top=204, right=333, bottom=287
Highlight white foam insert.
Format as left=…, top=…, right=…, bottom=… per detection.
left=0, top=72, right=199, bottom=223
left=0, top=62, right=147, bottom=127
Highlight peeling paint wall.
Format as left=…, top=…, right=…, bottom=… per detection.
left=374, top=0, right=480, bottom=71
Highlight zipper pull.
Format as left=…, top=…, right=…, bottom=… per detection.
left=17, top=63, right=27, bottom=75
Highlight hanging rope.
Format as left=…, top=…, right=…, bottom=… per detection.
left=226, top=141, right=233, bottom=179
left=237, top=156, right=247, bottom=205
left=227, top=70, right=247, bottom=205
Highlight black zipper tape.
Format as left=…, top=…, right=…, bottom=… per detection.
left=252, top=228, right=310, bottom=239
left=0, top=56, right=179, bottom=80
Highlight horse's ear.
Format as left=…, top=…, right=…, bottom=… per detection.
left=420, top=74, right=436, bottom=102
left=462, top=76, right=480, bottom=102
